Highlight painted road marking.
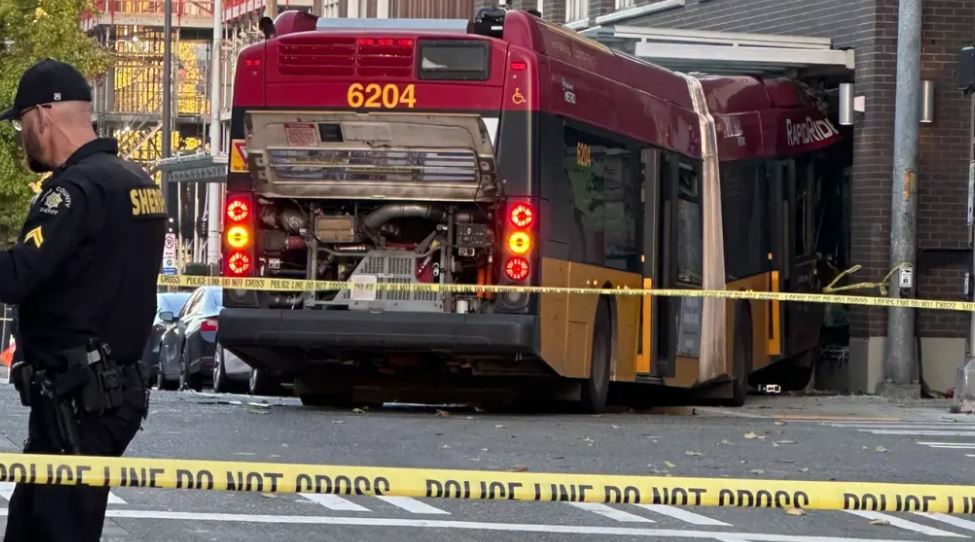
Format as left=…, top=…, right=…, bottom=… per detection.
left=299, top=493, right=370, bottom=512
left=867, top=431, right=975, bottom=439
left=914, top=512, right=975, bottom=533
left=638, top=504, right=732, bottom=526
left=0, top=482, right=126, bottom=504
left=377, top=496, right=450, bottom=515
left=567, top=502, right=655, bottom=523
left=56, top=509, right=936, bottom=542
left=845, top=511, right=966, bottom=538
left=917, top=442, right=975, bottom=449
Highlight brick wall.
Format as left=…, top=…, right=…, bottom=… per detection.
left=915, top=0, right=975, bottom=337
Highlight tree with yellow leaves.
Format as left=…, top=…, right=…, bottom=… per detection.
left=0, top=0, right=109, bottom=245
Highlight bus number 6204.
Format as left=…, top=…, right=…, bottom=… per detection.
left=347, top=83, right=417, bottom=109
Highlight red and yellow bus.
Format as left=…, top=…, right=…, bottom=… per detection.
left=217, top=8, right=844, bottom=411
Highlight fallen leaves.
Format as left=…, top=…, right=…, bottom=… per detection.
left=785, top=507, right=806, bottom=517
left=750, top=469, right=766, bottom=475
left=685, top=450, right=704, bottom=457
left=508, top=465, right=528, bottom=472
left=744, top=432, right=758, bottom=439
left=435, top=409, right=450, bottom=417
left=664, top=461, right=677, bottom=469
left=875, top=446, right=889, bottom=453
left=352, top=408, right=366, bottom=414
left=870, top=518, right=890, bottom=526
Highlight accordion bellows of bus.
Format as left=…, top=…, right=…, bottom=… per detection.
left=217, top=8, right=845, bottom=412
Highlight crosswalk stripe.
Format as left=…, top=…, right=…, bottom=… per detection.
left=914, top=513, right=975, bottom=533
left=0, top=482, right=125, bottom=505
left=858, top=430, right=975, bottom=436
left=377, top=496, right=450, bottom=515
left=299, top=493, right=370, bottom=512
left=636, top=504, right=731, bottom=526
left=845, top=511, right=966, bottom=537
left=921, top=444, right=975, bottom=449
left=567, top=503, right=655, bottom=523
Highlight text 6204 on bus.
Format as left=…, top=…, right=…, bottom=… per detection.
left=216, top=8, right=846, bottom=411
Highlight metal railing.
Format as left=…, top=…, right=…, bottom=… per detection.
left=85, top=0, right=214, bottom=18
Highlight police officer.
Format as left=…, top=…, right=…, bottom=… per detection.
left=0, top=59, right=166, bottom=541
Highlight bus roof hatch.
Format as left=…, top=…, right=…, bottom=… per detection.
left=315, top=18, right=471, bottom=33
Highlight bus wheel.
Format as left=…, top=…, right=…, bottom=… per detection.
left=727, top=305, right=752, bottom=407
left=581, top=299, right=612, bottom=414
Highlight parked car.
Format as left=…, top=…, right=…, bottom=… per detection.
left=141, top=292, right=192, bottom=383
left=157, top=286, right=222, bottom=391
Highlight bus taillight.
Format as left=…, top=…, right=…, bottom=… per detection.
left=223, top=192, right=255, bottom=277
left=509, top=203, right=534, bottom=228
left=501, top=199, right=536, bottom=285
left=504, top=257, right=530, bottom=282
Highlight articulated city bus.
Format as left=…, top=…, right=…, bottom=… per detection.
left=217, top=8, right=844, bottom=411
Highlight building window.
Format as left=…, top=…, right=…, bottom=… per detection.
left=565, top=0, right=589, bottom=22
left=615, top=0, right=636, bottom=8
left=322, top=0, right=340, bottom=17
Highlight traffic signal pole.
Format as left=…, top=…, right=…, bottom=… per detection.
left=884, top=0, right=922, bottom=393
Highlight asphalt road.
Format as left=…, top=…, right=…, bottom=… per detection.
left=0, top=383, right=971, bottom=541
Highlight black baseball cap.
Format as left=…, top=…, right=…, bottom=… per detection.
left=0, top=58, right=92, bottom=121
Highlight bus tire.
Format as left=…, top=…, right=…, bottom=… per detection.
left=581, top=299, right=612, bottom=414
left=727, top=304, right=752, bottom=407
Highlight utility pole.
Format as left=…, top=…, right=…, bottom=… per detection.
left=162, top=0, right=176, bottom=224
left=884, top=0, right=922, bottom=391
left=207, top=0, right=223, bottom=273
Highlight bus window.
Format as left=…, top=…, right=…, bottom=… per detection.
left=563, top=126, right=640, bottom=272
left=794, top=159, right=815, bottom=257
left=676, top=162, right=702, bottom=285
left=721, top=162, right=769, bottom=280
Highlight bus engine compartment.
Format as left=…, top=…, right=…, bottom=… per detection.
left=241, top=110, right=508, bottom=315
left=257, top=198, right=498, bottom=314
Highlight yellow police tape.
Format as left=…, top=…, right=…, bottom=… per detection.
left=157, top=274, right=975, bottom=312
left=0, top=452, right=973, bottom=514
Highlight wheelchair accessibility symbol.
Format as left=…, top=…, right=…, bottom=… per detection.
left=512, top=88, right=526, bottom=105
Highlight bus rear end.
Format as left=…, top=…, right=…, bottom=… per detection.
left=218, top=12, right=546, bottom=405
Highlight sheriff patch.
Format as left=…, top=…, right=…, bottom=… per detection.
left=130, top=187, right=166, bottom=218
left=39, top=187, right=72, bottom=216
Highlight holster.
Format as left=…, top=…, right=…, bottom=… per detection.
left=10, top=361, right=33, bottom=407
left=49, top=339, right=123, bottom=416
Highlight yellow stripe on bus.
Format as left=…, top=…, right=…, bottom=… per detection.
left=157, top=274, right=975, bottom=312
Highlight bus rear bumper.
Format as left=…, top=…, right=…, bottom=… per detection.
left=218, top=308, right=538, bottom=355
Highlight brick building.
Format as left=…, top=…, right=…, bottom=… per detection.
left=500, top=0, right=973, bottom=393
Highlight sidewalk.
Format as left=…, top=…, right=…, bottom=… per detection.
left=697, top=392, right=961, bottom=422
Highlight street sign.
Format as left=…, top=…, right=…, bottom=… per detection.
left=162, top=233, right=177, bottom=275
left=230, top=140, right=248, bottom=173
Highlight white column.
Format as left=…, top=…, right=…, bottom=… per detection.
left=207, top=0, right=224, bottom=271
left=377, top=0, right=389, bottom=18
left=347, top=0, right=359, bottom=18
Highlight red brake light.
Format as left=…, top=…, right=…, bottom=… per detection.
left=244, top=58, right=261, bottom=67
left=397, top=38, right=414, bottom=47
left=228, top=252, right=252, bottom=275
left=504, top=257, right=530, bottom=282
left=201, top=319, right=218, bottom=332
left=509, top=203, right=535, bottom=228
left=511, top=61, right=527, bottom=71
left=358, top=38, right=376, bottom=46
left=226, top=198, right=250, bottom=223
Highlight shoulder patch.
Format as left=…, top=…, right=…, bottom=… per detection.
left=39, top=186, right=73, bottom=216
left=130, top=186, right=167, bottom=218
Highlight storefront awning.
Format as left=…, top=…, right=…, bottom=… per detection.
left=581, top=25, right=855, bottom=76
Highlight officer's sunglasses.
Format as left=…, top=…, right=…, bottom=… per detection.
left=11, top=104, right=52, bottom=132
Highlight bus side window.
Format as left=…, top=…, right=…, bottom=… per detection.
left=562, top=125, right=640, bottom=272
left=675, top=162, right=702, bottom=285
